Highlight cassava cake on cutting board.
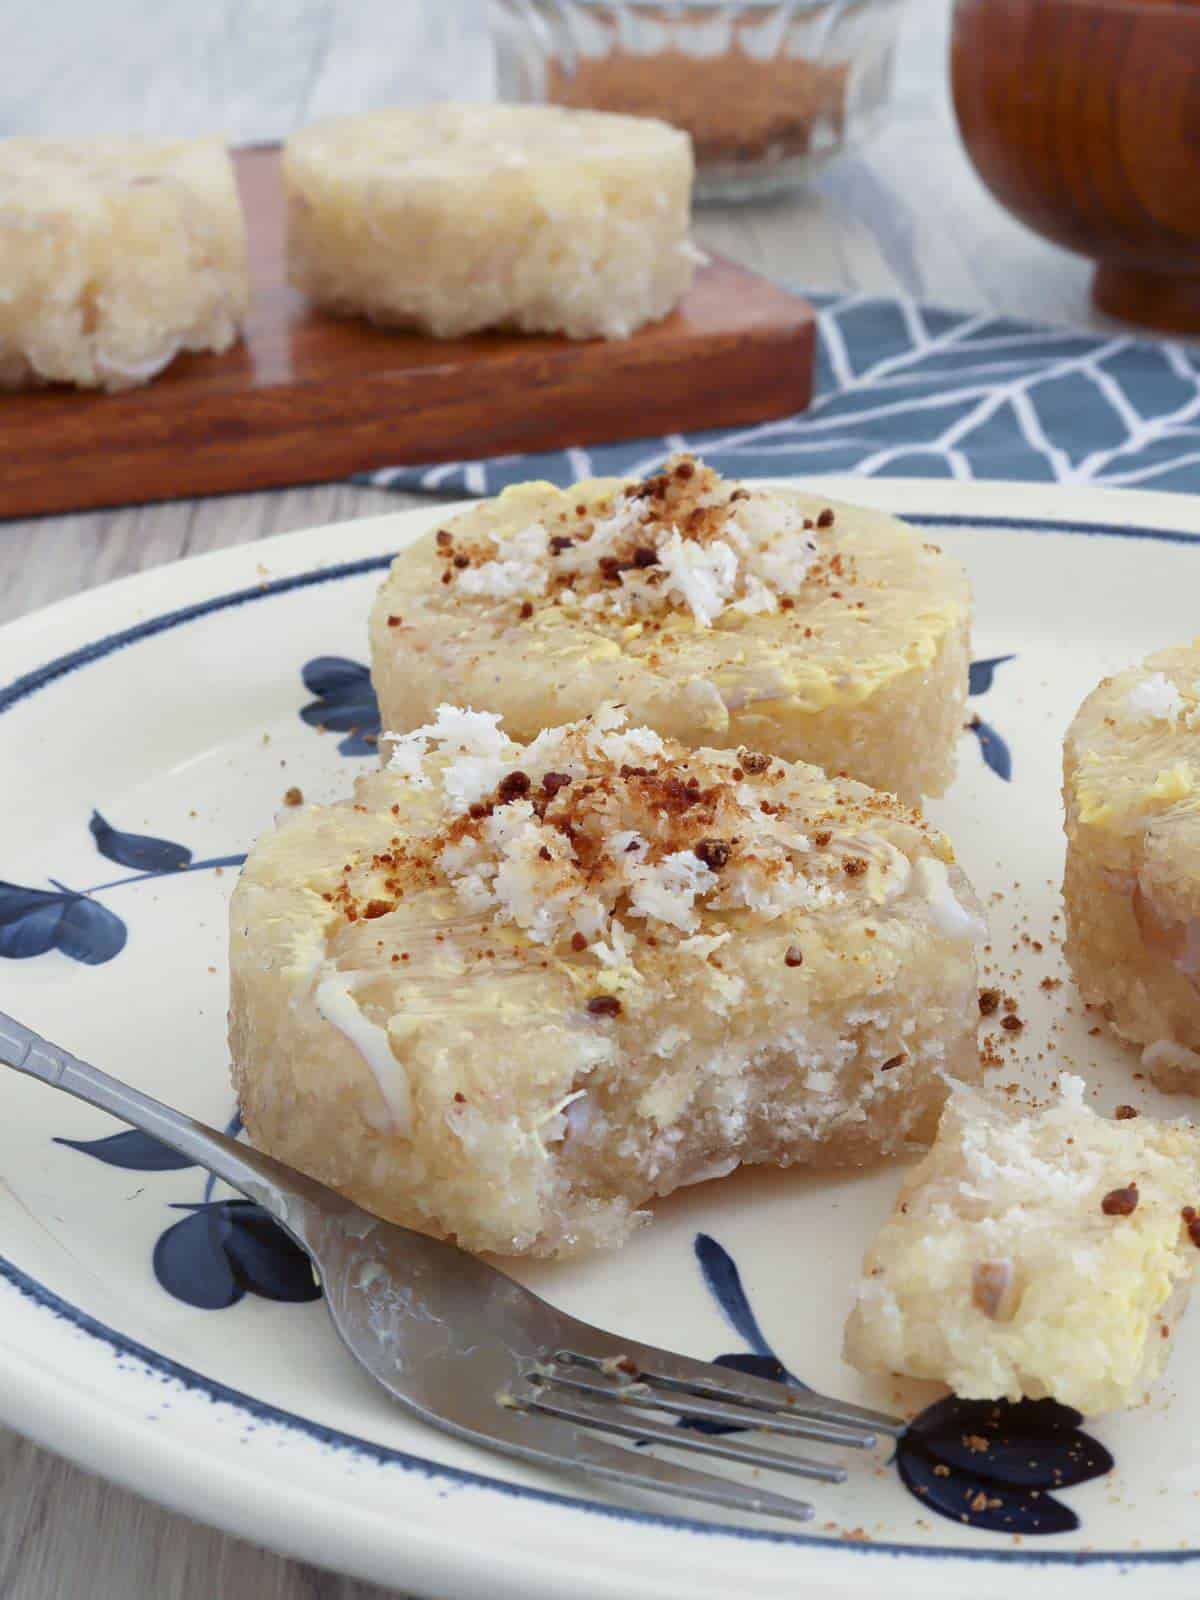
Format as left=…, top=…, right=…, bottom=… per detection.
left=370, top=455, right=972, bottom=806
left=0, top=136, right=248, bottom=391
left=283, top=103, right=698, bottom=340
left=230, top=706, right=984, bottom=1258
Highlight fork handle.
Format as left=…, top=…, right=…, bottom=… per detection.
left=0, top=1008, right=337, bottom=1234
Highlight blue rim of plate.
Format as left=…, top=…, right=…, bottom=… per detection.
left=0, top=505, right=1197, bottom=1571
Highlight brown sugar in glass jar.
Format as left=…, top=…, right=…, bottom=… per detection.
left=489, top=0, right=909, bottom=200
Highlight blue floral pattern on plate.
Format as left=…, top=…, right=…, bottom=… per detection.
left=0, top=811, right=244, bottom=967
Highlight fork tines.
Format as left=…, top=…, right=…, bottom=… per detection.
left=502, top=1343, right=903, bottom=1524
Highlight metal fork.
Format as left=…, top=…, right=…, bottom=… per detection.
left=0, top=1011, right=902, bottom=1524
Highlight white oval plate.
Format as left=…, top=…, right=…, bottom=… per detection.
left=2, top=479, right=1198, bottom=1600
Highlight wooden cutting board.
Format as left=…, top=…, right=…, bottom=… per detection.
left=0, top=146, right=815, bottom=521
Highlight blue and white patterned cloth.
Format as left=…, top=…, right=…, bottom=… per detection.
left=359, top=289, right=1200, bottom=497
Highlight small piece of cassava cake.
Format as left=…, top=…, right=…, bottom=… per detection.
left=0, top=137, right=248, bottom=391
left=283, top=105, right=696, bottom=340
left=844, top=1079, right=1200, bottom=1415
left=230, top=706, right=985, bottom=1257
left=369, top=456, right=971, bottom=806
left=1063, top=641, right=1200, bottom=1091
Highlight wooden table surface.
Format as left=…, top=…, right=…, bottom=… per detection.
left=0, top=1, right=1109, bottom=1594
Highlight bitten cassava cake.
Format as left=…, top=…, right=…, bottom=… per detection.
left=844, top=1079, right=1200, bottom=1416
left=283, top=104, right=696, bottom=340
left=230, top=706, right=985, bottom=1257
left=0, top=136, right=248, bottom=391
left=1063, top=641, right=1200, bottom=1091
left=369, top=456, right=972, bottom=807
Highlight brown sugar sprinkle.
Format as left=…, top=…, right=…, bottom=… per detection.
left=1101, top=1184, right=1139, bottom=1217
left=813, top=830, right=832, bottom=848
left=784, top=945, right=804, bottom=968
left=881, top=1053, right=907, bottom=1072
left=1000, top=1014, right=1024, bottom=1033
left=1184, top=1209, right=1200, bottom=1248
left=570, top=931, right=587, bottom=953
left=440, top=570, right=452, bottom=585
left=497, top=770, right=532, bottom=803
left=816, top=507, right=836, bottom=529
left=981, top=1037, right=1004, bottom=1069
left=386, top=614, right=402, bottom=628
left=549, top=536, right=575, bottom=555
left=519, top=601, right=534, bottom=620
left=453, top=552, right=470, bottom=569
left=587, top=994, right=622, bottom=1017
left=674, top=459, right=695, bottom=481
left=1114, top=1105, right=1139, bottom=1121
left=435, top=529, right=453, bottom=549
left=453, top=1091, right=466, bottom=1104
left=282, top=786, right=304, bottom=807
left=739, top=749, right=771, bottom=774
left=1039, top=977, right=1061, bottom=992
left=694, top=838, right=731, bottom=871
left=843, top=856, right=868, bottom=877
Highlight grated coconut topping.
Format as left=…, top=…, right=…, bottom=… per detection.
left=434, top=453, right=821, bottom=627
left=376, top=704, right=967, bottom=959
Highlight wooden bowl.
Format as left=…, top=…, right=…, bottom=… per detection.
left=951, top=0, right=1200, bottom=333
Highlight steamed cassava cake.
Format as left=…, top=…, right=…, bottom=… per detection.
left=1063, top=641, right=1200, bottom=1091
left=844, top=1079, right=1200, bottom=1415
left=230, top=706, right=985, bottom=1257
left=284, top=104, right=696, bottom=340
left=369, top=456, right=971, bottom=806
left=0, top=136, right=248, bottom=391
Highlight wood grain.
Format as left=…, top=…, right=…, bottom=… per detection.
left=950, top=0, right=1200, bottom=333
left=0, top=146, right=815, bottom=520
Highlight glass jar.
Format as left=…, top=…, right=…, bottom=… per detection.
left=488, top=0, right=908, bottom=201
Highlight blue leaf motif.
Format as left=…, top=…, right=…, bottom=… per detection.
left=153, top=1200, right=321, bottom=1311
left=904, top=1395, right=1112, bottom=1488
left=55, top=895, right=127, bottom=964
left=299, top=657, right=381, bottom=757
left=968, top=655, right=1016, bottom=696
left=218, top=1202, right=321, bottom=1301
left=968, top=715, right=1013, bottom=781
left=153, top=1206, right=241, bottom=1309
left=55, top=1128, right=196, bottom=1171
left=90, top=810, right=192, bottom=872
left=0, top=880, right=127, bottom=965
left=693, top=1233, right=795, bottom=1369
left=896, top=1396, right=1112, bottom=1534
left=0, top=884, right=64, bottom=958
left=897, top=1440, right=1079, bottom=1535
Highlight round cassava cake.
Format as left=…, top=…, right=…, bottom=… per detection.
left=0, top=136, right=248, bottom=391
left=1063, top=640, right=1200, bottom=1091
left=283, top=104, right=696, bottom=340
left=230, top=705, right=985, bottom=1257
left=368, top=455, right=971, bottom=807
